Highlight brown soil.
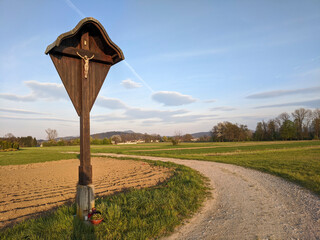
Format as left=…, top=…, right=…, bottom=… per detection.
left=0, top=157, right=171, bottom=228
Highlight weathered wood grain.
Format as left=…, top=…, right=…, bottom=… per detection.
left=46, top=17, right=124, bottom=186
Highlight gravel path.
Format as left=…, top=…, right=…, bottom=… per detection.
left=95, top=153, right=320, bottom=240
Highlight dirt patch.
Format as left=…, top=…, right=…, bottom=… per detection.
left=0, top=157, right=171, bottom=228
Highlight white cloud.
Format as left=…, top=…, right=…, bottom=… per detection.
left=152, top=91, right=196, bottom=106
left=0, top=80, right=67, bottom=102
left=92, top=106, right=218, bottom=125
left=25, top=81, right=67, bottom=100
left=121, top=78, right=142, bottom=89
left=95, top=96, right=128, bottom=109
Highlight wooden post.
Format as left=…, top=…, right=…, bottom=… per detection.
left=76, top=31, right=94, bottom=220
left=79, top=31, right=92, bottom=186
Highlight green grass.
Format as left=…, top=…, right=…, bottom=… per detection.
left=1, top=141, right=319, bottom=195
left=0, top=146, right=79, bottom=165
left=1, top=140, right=320, bottom=238
left=0, top=160, right=209, bottom=240
left=95, top=141, right=319, bottom=196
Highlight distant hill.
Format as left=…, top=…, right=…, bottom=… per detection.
left=56, top=130, right=211, bottom=141
left=57, top=130, right=137, bottom=141
left=191, top=131, right=212, bottom=138
left=91, top=130, right=137, bottom=139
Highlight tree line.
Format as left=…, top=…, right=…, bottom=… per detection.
left=211, top=108, right=320, bottom=142
left=253, top=108, right=320, bottom=141
left=42, top=129, right=163, bottom=146
left=0, top=133, right=38, bottom=150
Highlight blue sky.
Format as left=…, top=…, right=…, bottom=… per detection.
left=0, top=0, right=320, bottom=139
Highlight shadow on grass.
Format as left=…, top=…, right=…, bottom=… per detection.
left=72, top=216, right=97, bottom=240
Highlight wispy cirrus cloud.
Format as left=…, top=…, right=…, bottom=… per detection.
left=92, top=106, right=217, bottom=125
left=125, top=108, right=187, bottom=120
left=141, top=113, right=218, bottom=125
left=204, top=99, right=216, bottom=103
left=95, top=96, right=128, bottom=110
left=255, top=98, right=320, bottom=109
left=0, top=93, right=36, bottom=101
left=121, top=78, right=142, bottom=89
left=247, top=86, right=320, bottom=99
left=0, top=108, right=47, bottom=115
left=152, top=91, right=196, bottom=106
left=210, top=106, right=237, bottom=111
left=0, top=115, right=76, bottom=122
left=91, top=113, right=127, bottom=122
left=0, top=80, right=67, bottom=102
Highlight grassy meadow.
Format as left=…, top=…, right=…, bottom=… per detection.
left=1, top=140, right=319, bottom=195
left=0, top=140, right=319, bottom=238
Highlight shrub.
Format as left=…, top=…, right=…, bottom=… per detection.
left=171, top=138, right=180, bottom=146
left=0, top=140, right=19, bottom=150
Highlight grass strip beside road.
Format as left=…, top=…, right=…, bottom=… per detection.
left=123, top=143, right=320, bottom=196
left=0, top=159, right=210, bottom=239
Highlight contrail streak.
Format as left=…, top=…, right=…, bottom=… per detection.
left=123, top=60, right=154, bottom=93
left=65, top=0, right=86, bottom=18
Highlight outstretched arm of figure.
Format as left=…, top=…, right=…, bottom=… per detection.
left=88, top=54, right=94, bottom=60
left=77, top=52, right=85, bottom=59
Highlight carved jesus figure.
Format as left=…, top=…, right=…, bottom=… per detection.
left=77, top=52, right=94, bottom=79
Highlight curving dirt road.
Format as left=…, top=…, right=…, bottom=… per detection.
left=95, top=153, right=320, bottom=240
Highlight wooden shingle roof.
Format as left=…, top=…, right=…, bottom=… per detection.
left=45, top=17, right=124, bottom=64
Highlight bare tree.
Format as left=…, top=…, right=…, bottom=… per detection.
left=4, top=133, right=15, bottom=139
left=45, top=128, right=58, bottom=141
left=312, top=109, right=320, bottom=139
left=172, top=131, right=182, bottom=145
left=292, top=108, right=312, bottom=140
left=276, top=112, right=290, bottom=125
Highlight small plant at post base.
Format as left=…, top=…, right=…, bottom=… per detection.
left=91, top=213, right=103, bottom=220
left=88, top=208, right=103, bottom=225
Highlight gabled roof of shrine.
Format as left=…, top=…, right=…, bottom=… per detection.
left=45, top=17, right=124, bottom=64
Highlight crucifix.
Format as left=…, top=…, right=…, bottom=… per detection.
left=76, top=52, right=94, bottom=79
left=45, top=17, right=124, bottom=220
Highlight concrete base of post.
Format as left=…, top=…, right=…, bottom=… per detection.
left=76, top=184, right=95, bottom=220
